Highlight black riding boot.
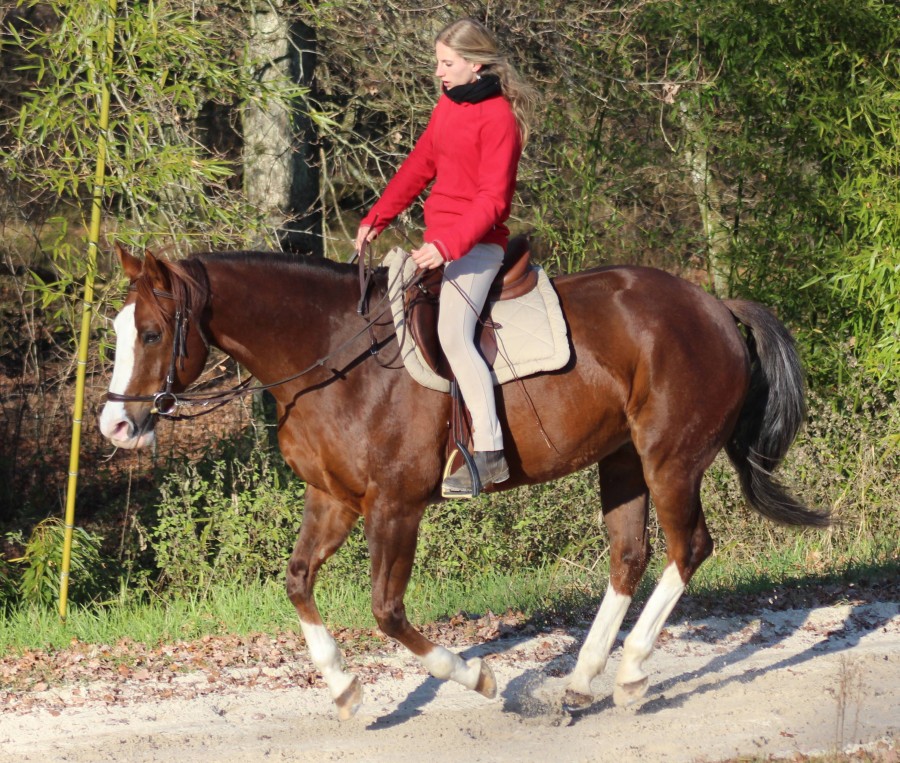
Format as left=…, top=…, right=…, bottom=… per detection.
left=441, top=450, right=510, bottom=499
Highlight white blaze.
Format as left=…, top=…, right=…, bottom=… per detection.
left=99, top=304, right=145, bottom=447
left=108, top=304, right=138, bottom=395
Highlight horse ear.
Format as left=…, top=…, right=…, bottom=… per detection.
left=115, top=243, right=143, bottom=281
left=142, top=249, right=171, bottom=291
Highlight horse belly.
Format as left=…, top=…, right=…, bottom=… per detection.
left=501, top=358, right=630, bottom=484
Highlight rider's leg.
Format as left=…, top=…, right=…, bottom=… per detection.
left=438, top=243, right=507, bottom=494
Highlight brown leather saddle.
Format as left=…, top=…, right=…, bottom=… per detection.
left=403, top=234, right=537, bottom=380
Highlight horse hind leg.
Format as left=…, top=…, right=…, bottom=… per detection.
left=286, top=486, right=363, bottom=720
left=366, top=502, right=497, bottom=699
left=613, top=475, right=713, bottom=707
left=564, top=446, right=651, bottom=709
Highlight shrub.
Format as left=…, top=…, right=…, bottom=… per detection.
left=150, top=445, right=307, bottom=596
left=6, top=517, right=103, bottom=607
left=141, top=363, right=895, bottom=600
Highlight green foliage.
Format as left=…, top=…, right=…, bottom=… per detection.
left=149, top=445, right=306, bottom=596
left=700, top=371, right=899, bottom=572
left=0, top=0, right=303, bottom=357
left=414, top=472, right=606, bottom=580
left=522, top=3, right=708, bottom=274
left=644, top=0, right=900, bottom=392
left=2, top=0, right=898, bottom=619
left=0, top=554, right=17, bottom=606
left=6, top=517, right=103, bottom=607
left=3, top=0, right=286, bottom=247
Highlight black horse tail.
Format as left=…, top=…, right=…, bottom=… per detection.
left=724, top=300, right=830, bottom=527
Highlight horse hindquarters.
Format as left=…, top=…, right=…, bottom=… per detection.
left=595, top=296, right=831, bottom=708
left=560, top=281, right=746, bottom=707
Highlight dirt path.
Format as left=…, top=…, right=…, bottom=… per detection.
left=1, top=600, right=897, bottom=763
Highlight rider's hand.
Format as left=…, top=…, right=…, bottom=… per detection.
left=410, top=242, right=445, bottom=270
left=355, top=225, right=376, bottom=253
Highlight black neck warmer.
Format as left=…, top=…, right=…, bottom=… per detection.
left=444, top=74, right=502, bottom=104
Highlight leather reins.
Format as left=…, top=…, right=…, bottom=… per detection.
left=106, top=251, right=421, bottom=420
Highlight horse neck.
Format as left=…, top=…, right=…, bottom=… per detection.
left=200, top=255, right=369, bottom=383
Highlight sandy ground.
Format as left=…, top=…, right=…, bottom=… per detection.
left=0, top=600, right=897, bottom=763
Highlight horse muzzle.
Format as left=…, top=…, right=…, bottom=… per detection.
left=98, top=403, right=157, bottom=450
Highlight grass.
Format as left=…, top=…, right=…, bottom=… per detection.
left=0, top=565, right=588, bottom=654
left=1, top=537, right=896, bottom=656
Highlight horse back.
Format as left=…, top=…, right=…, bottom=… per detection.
left=554, top=265, right=747, bottom=377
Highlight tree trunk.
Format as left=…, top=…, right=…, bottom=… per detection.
left=283, top=18, right=321, bottom=256
left=242, top=1, right=321, bottom=256
left=678, top=98, right=730, bottom=296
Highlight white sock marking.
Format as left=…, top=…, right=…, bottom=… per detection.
left=618, top=563, right=685, bottom=685
left=300, top=621, right=355, bottom=699
left=420, top=645, right=481, bottom=689
left=567, top=583, right=631, bottom=696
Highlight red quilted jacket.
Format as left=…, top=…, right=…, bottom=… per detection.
left=361, top=92, right=521, bottom=261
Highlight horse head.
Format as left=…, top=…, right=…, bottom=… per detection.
left=98, top=245, right=211, bottom=449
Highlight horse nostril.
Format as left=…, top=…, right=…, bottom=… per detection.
left=112, top=420, right=132, bottom=441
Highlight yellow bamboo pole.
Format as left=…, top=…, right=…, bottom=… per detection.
left=59, top=0, right=118, bottom=621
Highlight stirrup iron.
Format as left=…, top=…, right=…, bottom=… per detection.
left=441, top=441, right=483, bottom=499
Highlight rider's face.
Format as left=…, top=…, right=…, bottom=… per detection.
left=434, top=41, right=481, bottom=91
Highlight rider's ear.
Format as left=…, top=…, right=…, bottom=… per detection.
left=142, top=249, right=171, bottom=291
left=115, top=243, right=143, bottom=281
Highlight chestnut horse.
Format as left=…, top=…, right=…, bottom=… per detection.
left=99, top=246, right=828, bottom=719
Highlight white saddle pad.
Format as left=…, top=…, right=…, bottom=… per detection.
left=383, top=247, right=571, bottom=393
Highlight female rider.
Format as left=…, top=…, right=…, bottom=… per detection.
left=355, top=18, right=536, bottom=498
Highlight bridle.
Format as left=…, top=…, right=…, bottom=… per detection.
left=104, top=286, right=242, bottom=420
left=105, top=248, right=421, bottom=421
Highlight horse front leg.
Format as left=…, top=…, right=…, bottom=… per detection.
left=286, top=486, right=362, bottom=720
left=565, top=447, right=650, bottom=709
left=366, top=503, right=497, bottom=699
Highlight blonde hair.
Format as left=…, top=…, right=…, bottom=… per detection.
left=435, top=18, right=537, bottom=145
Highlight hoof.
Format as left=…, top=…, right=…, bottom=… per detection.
left=562, top=688, right=594, bottom=712
left=335, top=676, right=363, bottom=721
left=613, top=676, right=649, bottom=707
left=471, top=658, right=497, bottom=699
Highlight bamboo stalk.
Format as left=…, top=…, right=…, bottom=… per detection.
left=59, top=0, right=118, bottom=621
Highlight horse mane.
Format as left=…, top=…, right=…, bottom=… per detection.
left=192, top=249, right=389, bottom=296
left=194, top=250, right=356, bottom=278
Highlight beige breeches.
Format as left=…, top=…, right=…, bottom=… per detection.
left=438, top=243, right=505, bottom=452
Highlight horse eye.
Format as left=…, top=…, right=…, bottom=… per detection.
left=142, top=331, right=162, bottom=345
